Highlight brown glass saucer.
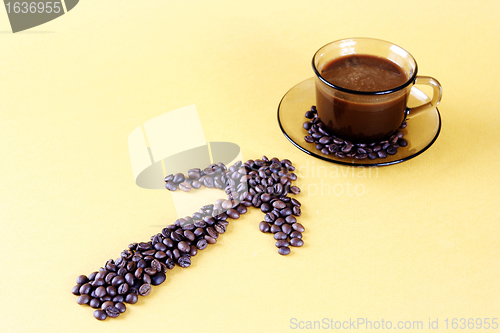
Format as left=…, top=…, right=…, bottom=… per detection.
left=277, top=77, right=441, bottom=166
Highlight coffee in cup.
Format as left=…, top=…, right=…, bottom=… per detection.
left=313, top=38, right=442, bottom=143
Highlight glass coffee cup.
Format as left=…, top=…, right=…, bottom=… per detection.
left=313, top=38, right=442, bottom=143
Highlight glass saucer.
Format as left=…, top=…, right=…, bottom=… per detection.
left=277, top=77, right=441, bottom=166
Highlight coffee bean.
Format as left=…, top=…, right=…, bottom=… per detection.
left=190, top=245, right=198, bottom=257
left=194, top=227, right=205, bottom=238
left=118, top=283, right=129, bottom=295
left=281, top=223, right=292, bottom=235
left=290, top=238, right=304, bottom=247
left=226, top=209, right=240, bottom=219
left=197, top=238, right=208, bottom=250
left=105, top=261, right=117, bottom=272
left=154, top=251, right=167, bottom=260
left=76, top=275, right=88, bottom=285
left=274, top=218, right=285, bottom=226
left=355, top=153, right=368, bottom=160
left=275, top=240, right=289, bottom=248
left=179, top=182, right=191, bottom=192
left=173, top=173, right=185, bottom=183
left=290, top=186, right=300, bottom=195
left=278, top=247, right=291, bottom=255
left=134, top=267, right=143, bottom=279
left=274, top=232, right=287, bottom=240
left=292, top=223, right=305, bottom=232
left=114, top=302, right=126, bottom=313
left=101, top=300, right=114, bottom=310
left=111, top=275, right=125, bottom=287
left=139, top=283, right=151, bottom=296
left=113, top=295, right=125, bottom=303
left=251, top=195, right=262, bottom=207
left=142, top=274, right=151, bottom=285
left=137, top=242, right=152, bottom=251
left=203, top=177, right=214, bottom=188
left=117, top=267, right=127, bottom=277
left=260, top=203, right=272, bottom=213
left=259, top=221, right=270, bottom=233
left=162, top=238, right=174, bottom=248
left=170, top=232, right=183, bottom=242
left=270, top=225, right=281, bottom=234
left=125, top=293, right=138, bottom=304
left=194, top=220, right=207, bottom=228
left=178, top=241, right=190, bottom=253
left=272, top=200, right=286, bottom=209
left=261, top=190, right=272, bottom=201
left=398, top=138, right=408, bottom=147
left=386, top=146, right=398, bottom=155
left=105, top=306, right=120, bottom=318
left=215, top=223, right=226, bottom=234
left=292, top=206, right=301, bottom=216
left=305, top=110, right=315, bottom=119
left=89, top=298, right=101, bottom=309
left=79, top=283, right=92, bottom=295
left=312, top=132, right=322, bottom=140
left=93, top=278, right=105, bottom=287
left=319, top=136, right=331, bottom=145
left=221, top=200, right=232, bottom=210
left=100, top=294, right=112, bottom=301
left=264, top=212, right=275, bottom=223
left=188, top=169, right=201, bottom=179
left=178, top=256, right=191, bottom=268
left=377, top=150, right=387, bottom=158
left=165, top=182, right=177, bottom=191
left=280, top=208, right=292, bottom=216
left=71, top=285, right=81, bottom=295
left=95, top=286, right=107, bottom=298
left=204, top=235, right=217, bottom=245
left=151, top=271, right=166, bottom=286
left=341, top=142, right=354, bottom=153
left=236, top=205, right=247, bottom=214
left=77, top=294, right=91, bottom=305
left=94, top=309, right=107, bottom=320
left=172, top=249, right=181, bottom=260
left=142, top=249, right=156, bottom=256
left=206, top=227, right=218, bottom=239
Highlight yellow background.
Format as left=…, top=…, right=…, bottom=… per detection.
left=1, top=1, right=499, bottom=332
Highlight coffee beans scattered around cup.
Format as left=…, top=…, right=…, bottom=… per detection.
left=303, top=106, right=408, bottom=160
left=73, top=156, right=303, bottom=320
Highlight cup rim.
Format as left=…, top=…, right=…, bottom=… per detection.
left=312, top=37, right=419, bottom=96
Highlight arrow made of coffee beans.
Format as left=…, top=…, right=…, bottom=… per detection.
left=72, top=156, right=303, bottom=320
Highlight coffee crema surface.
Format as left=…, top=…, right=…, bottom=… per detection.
left=320, top=54, right=407, bottom=92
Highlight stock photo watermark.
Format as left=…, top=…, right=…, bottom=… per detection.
left=290, top=317, right=499, bottom=330
left=294, top=160, right=379, bottom=199
left=3, top=0, right=79, bottom=32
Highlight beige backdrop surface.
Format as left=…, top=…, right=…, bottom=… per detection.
left=1, top=1, right=499, bottom=332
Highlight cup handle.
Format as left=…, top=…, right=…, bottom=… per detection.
left=406, top=76, right=443, bottom=118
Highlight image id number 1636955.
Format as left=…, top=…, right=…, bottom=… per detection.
left=444, top=318, right=498, bottom=329
left=5, top=1, right=62, bottom=14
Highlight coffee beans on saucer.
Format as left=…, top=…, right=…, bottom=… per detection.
left=73, top=157, right=303, bottom=320
left=303, top=106, right=408, bottom=160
